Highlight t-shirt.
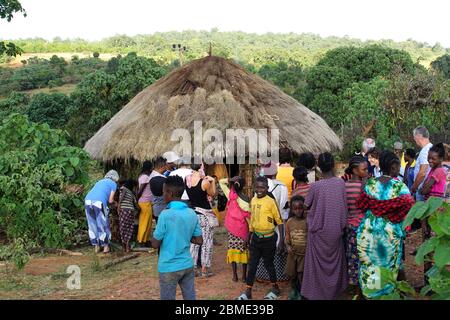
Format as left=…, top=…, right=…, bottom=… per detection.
left=424, top=167, right=447, bottom=199
left=276, top=166, right=294, bottom=198
left=119, top=186, right=138, bottom=211
left=85, top=178, right=117, bottom=210
left=414, top=143, right=433, bottom=189
left=250, top=195, right=283, bottom=234
left=345, top=179, right=364, bottom=227
left=138, top=174, right=152, bottom=203
left=268, top=179, right=289, bottom=220
left=169, top=168, right=193, bottom=200
left=285, top=217, right=307, bottom=255
left=149, top=174, right=167, bottom=217
left=153, top=201, right=202, bottom=273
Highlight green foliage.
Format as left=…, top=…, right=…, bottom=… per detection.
left=110, top=52, right=166, bottom=105
left=0, top=236, right=33, bottom=270
left=404, top=197, right=450, bottom=299
left=0, top=114, right=92, bottom=268
left=258, top=59, right=306, bottom=101
left=431, top=54, right=450, bottom=79
left=0, top=0, right=26, bottom=57
left=0, top=91, right=29, bottom=117
left=304, top=45, right=416, bottom=130
left=66, top=53, right=167, bottom=146
left=26, top=93, right=72, bottom=128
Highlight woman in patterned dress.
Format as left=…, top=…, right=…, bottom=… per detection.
left=356, top=151, right=415, bottom=299
left=220, top=176, right=251, bottom=282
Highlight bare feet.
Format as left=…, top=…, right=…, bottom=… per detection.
left=103, top=245, right=111, bottom=254
left=94, top=245, right=101, bottom=254
left=232, top=274, right=238, bottom=282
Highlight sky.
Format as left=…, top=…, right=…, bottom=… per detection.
left=1, top=0, right=449, bottom=47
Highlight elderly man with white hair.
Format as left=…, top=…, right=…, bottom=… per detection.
left=359, top=138, right=376, bottom=177
left=411, top=126, right=433, bottom=201
left=84, top=169, right=120, bottom=253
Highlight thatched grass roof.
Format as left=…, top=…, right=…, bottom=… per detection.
left=84, top=56, right=342, bottom=162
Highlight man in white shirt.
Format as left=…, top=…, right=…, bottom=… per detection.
left=169, top=157, right=193, bottom=201
left=411, top=126, right=433, bottom=201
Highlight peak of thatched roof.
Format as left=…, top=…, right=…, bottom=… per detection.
left=84, top=56, right=342, bottom=162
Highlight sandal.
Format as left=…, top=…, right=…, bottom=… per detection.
left=236, top=293, right=250, bottom=300
left=201, top=271, right=214, bottom=278
left=264, top=288, right=280, bottom=300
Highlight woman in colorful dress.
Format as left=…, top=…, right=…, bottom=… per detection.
left=343, top=155, right=368, bottom=299
left=220, top=176, right=251, bottom=282
left=356, top=151, right=415, bottom=299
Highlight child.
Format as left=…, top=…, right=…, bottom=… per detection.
left=285, top=195, right=308, bottom=300
left=237, top=176, right=283, bottom=300
left=220, top=176, right=251, bottom=283
left=420, top=143, right=447, bottom=199
left=403, top=148, right=416, bottom=191
left=291, top=166, right=310, bottom=199
left=118, top=179, right=140, bottom=252
left=343, top=155, right=368, bottom=299
left=150, top=176, right=203, bottom=300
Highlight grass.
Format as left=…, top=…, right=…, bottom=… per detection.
left=22, top=83, right=77, bottom=96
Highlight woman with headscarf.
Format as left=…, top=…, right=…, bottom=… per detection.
left=356, top=151, right=415, bottom=299
left=84, top=170, right=119, bottom=254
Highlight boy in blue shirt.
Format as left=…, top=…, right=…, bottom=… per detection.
left=151, top=176, right=203, bottom=300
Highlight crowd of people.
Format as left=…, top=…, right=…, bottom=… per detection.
left=83, top=126, right=450, bottom=300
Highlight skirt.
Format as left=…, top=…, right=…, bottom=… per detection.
left=345, top=226, right=360, bottom=286
left=256, top=252, right=289, bottom=282
left=118, top=209, right=136, bottom=245
left=226, top=233, right=249, bottom=264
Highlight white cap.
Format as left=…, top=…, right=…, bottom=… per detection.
left=163, top=151, right=180, bottom=163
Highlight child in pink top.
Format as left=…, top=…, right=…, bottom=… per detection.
left=421, top=143, right=447, bottom=199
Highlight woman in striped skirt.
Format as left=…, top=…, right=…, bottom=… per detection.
left=118, top=179, right=140, bottom=252
left=344, top=155, right=368, bottom=298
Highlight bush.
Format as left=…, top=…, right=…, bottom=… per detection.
left=0, top=114, right=93, bottom=268
left=26, top=92, right=72, bottom=128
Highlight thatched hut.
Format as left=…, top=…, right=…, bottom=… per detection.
left=84, top=55, right=342, bottom=192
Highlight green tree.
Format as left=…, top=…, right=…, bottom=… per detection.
left=304, top=45, right=416, bottom=128
left=431, top=54, right=450, bottom=79
left=0, top=0, right=26, bottom=57
left=111, top=52, right=166, bottom=104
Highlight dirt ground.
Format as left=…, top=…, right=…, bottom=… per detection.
left=0, top=226, right=426, bottom=300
